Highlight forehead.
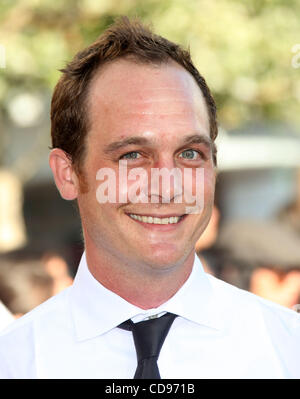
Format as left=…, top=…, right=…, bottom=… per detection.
left=87, top=59, right=210, bottom=141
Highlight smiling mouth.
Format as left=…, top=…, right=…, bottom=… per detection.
left=128, top=214, right=186, bottom=225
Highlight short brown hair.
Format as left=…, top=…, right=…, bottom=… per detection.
left=51, top=17, right=218, bottom=173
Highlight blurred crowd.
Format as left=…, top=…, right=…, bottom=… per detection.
left=0, top=200, right=300, bottom=331
left=0, top=248, right=74, bottom=330
left=196, top=201, right=300, bottom=312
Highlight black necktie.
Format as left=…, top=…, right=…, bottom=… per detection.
left=118, top=312, right=177, bottom=379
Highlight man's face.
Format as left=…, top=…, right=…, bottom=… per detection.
left=77, top=59, right=216, bottom=273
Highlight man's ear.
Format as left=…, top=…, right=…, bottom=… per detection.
left=49, top=149, right=79, bottom=200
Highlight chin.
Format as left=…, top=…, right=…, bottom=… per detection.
left=141, top=244, right=191, bottom=270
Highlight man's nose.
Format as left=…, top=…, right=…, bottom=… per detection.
left=152, top=155, right=176, bottom=171
left=148, top=156, right=183, bottom=204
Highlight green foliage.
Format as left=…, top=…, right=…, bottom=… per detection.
left=1, top=0, right=300, bottom=131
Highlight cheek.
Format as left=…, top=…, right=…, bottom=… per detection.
left=116, top=167, right=158, bottom=204
left=117, top=173, right=148, bottom=204
left=204, top=168, right=216, bottom=198
left=182, top=167, right=215, bottom=211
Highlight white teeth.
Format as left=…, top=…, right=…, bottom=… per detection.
left=129, top=214, right=181, bottom=224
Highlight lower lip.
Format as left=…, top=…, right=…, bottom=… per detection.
left=126, top=214, right=188, bottom=231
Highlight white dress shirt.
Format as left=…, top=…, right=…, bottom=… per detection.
left=0, top=301, right=14, bottom=332
left=0, top=252, right=299, bottom=379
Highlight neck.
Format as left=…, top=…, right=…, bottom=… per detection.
left=84, top=239, right=195, bottom=309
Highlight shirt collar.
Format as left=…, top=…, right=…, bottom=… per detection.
left=70, top=251, right=222, bottom=341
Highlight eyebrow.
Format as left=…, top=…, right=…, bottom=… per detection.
left=103, top=133, right=215, bottom=154
left=181, top=134, right=214, bottom=151
left=103, top=137, right=150, bottom=154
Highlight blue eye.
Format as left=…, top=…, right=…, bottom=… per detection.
left=121, top=152, right=141, bottom=160
left=179, top=149, right=199, bottom=160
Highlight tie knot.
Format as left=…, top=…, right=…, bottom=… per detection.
left=119, top=313, right=177, bottom=362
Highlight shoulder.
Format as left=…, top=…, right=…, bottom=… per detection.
left=206, top=273, right=300, bottom=360
left=0, top=287, right=71, bottom=379
left=207, top=272, right=300, bottom=326
left=0, top=285, right=71, bottom=336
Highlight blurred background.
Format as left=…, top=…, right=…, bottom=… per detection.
left=0, top=0, right=300, bottom=327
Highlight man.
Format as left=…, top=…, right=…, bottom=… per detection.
left=0, top=17, right=299, bottom=379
